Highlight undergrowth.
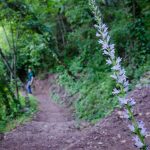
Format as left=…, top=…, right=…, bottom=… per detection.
left=56, top=51, right=119, bottom=123
left=56, top=52, right=149, bottom=124
left=0, top=94, right=37, bottom=133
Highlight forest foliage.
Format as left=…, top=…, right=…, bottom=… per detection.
left=0, top=0, right=149, bottom=124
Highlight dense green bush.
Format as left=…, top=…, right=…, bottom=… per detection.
left=58, top=50, right=118, bottom=122
left=74, top=74, right=117, bottom=122
left=0, top=94, right=37, bottom=132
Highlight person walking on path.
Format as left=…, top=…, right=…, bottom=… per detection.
left=26, top=67, right=34, bottom=94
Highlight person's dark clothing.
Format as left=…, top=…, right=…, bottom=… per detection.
left=26, top=72, right=33, bottom=94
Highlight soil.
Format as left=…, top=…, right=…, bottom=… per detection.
left=0, top=74, right=150, bottom=150
left=65, top=87, right=150, bottom=150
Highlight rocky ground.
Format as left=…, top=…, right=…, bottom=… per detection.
left=0, top=74, right=150, bottom=150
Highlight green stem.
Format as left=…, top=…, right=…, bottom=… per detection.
left=126, top=104, right=146, bottom=150
left=120, top=88, right=146, bottom=149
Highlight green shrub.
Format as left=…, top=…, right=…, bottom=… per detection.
left=0, top=94, right=37, bottom=133
left=58, top=63, right=118, bottom=123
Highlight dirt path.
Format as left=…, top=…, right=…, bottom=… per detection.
left=0, top=75, right=84, bottom=150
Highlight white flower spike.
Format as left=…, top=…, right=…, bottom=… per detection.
left=89, top=0, right=148, bottom=149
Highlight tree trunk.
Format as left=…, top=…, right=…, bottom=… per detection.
left=11, top=24, right=20, bottom=100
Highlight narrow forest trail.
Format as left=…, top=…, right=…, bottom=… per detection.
left=0, top=74, right=150, bottom=150
left=0, top=74, right=86, bottom=150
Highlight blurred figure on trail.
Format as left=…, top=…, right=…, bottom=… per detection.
left=26, top=67, right=34, bottom=94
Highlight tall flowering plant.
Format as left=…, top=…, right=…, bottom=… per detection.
left=89, top=0, right=148, bottom=149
